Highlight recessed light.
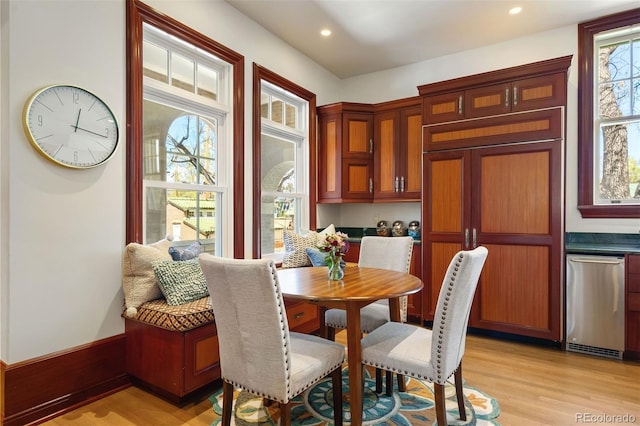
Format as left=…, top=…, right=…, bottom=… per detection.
left=320, top=28, right=332, bottom=37
left=509, top=6, right=522, bottom=15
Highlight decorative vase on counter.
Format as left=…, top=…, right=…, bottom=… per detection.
left=392, top=220, right=405, bottom=237
left=376, top=220, right=390, bottom=237
left=408, top=220, right=421, bottom=240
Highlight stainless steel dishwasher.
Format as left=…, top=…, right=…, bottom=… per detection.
left=566, top=254, right=625, bottom=359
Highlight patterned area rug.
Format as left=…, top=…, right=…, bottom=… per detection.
left=209, top=367, right=500, bottom=425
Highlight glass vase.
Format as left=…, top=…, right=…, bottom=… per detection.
left=327, top=256, right=345, bottom=281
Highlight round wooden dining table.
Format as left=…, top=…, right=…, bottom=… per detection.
left=277, top=265, right=423, bottom=426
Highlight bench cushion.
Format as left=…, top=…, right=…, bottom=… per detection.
left=128, top=296, right=214, bottom=331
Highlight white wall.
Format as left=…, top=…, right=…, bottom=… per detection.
left=0, top=0, right=340, bottom=364
left=1, top=0, right=637, bottom=365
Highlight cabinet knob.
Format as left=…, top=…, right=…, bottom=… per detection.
left=401, top=176, right=405, bottom=192
left=458, top=95, right=463, bottom=115
left=395, top=176, right=399, bottom=192
left=513, top=86, right=518, bottom=106
left=505, top=88, right=510, bottom=108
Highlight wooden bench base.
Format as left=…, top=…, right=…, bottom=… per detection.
left=125, top=318, right=221, bottom=405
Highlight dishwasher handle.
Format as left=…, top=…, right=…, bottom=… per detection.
left=568, top=257, right=623, bottom=265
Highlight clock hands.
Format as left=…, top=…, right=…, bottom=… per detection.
left=69, top=124, right=109, bottom=138
left=73, top=109, right=81, bottom=132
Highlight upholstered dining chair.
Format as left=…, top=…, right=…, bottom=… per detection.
left=360, top=246, right=488, bottom=426
left=199, top=254, right=345, bottom=426
left=324, top=235, right=414, bottom=392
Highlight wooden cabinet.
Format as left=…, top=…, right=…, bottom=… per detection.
left=373, top=98, right=422, bottom=201
left=317, top=103, right=374, bottom=203
left=626, top=254, right=640, bottom=360
left=423, top=73, right=566, bottom=123
left=422, top=141, right=563, bottom=340
left=420, top=56, right=571, bottom=152
left=419, top=56, right=570, bottom=342
left=285, top=299, right=320, bottom=334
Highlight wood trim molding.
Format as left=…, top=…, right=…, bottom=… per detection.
left=2, top=335, right=128, bottom=426
left=126, top=0, right=246, bottom=257
left=417, top=55, right=573, bottom=97
left=577, top=8, right=640, bottom=219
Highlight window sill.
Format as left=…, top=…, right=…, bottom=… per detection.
left=578, top=204, right=640, bottom=219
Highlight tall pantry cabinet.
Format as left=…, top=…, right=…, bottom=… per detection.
left=420, top=56, right=572, bottom=341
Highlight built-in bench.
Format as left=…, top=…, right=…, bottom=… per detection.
left=124, top=296, right=220, bottom=405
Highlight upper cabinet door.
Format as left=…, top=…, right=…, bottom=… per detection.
left=373, top=103, right=422, bottom=201
left=399, top=106, right=422, bottom=199
left=317, top=104, right=374, bottom=203
left=423, top=91, right=464, bottom=124
left=343, top=113, right=373, bottom=158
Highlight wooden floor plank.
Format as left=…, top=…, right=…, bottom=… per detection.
left=42, top=331, right=640, bottom=425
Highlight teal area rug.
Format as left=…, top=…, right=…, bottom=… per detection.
left=209, top=367, right=500, bottom=425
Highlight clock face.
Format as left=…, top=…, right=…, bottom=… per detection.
left=23, top=85, right=119, bottom=169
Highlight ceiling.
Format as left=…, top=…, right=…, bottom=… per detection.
left=224, top=0, right=638, bottom=79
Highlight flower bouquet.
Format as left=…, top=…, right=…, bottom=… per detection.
left=318, top=232, right=350, bottom=280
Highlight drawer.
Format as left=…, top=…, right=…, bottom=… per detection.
left=286, top=302, right=319, bottom=331
left=629, top=292, right=640, bottom=312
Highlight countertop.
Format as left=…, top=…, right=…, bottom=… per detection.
left=331, top=226, right=421, bottom=244
left=565, top=232, right=640, bottom=255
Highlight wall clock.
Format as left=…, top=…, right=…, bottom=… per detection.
left=22, top=84, right=119, bottom=169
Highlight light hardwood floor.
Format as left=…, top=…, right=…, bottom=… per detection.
left=43, top=331, right=640, bottom=426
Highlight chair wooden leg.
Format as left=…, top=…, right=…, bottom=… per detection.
left=397, top=374, right=406, bottom=392
left=327, top=326, right=336, bottom=341
left=221, top=381, right=234, bottom=426
left=385, top=370, right=393, bottom=396
left=455, top=364, right=466, bottom=421
left=375, top=368, right=383, bottom=393
left=434, top=383, right=447, bottom=426
left=280, top=401, right=291, bottom=426
left=331, top=366, right=344, bottom=426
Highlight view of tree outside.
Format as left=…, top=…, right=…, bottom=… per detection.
left=597, top=32, right=640, bottom=202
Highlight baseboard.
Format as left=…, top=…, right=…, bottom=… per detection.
left=3, top=334, right=129, bottom=426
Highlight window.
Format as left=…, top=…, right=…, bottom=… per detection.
left=252, top=64, right=317, bottom=259
left=578, top=8, right=640, bottom=218
left=142, top=25, right=228, bottom=254
left=127, top=0, right=244, bottom=257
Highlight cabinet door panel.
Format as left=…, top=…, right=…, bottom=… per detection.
left=512, top=73, right=566, bottom=112
left=343, top=159, right=373, bottom=200
left=318, top=114, right=341, bottom=201
left=424, top=242, right=462, bottom=319
left=479, top=150, right=550, bottom=234
left=401, top=107, right=423, bottom=199
left=344, top=113, right=373, bottom=158
left=422, top=150, right=469, bottom=320
left=465, top=82, right=511, bottom=118
left=469, top=141, right=562, bottom=340
left=474, top=244, right=550, bottom=330
left=428, top=155, right=465, bottom=233
left=423, top=91, right=464, bottom=124
left=374, top=111, right=399, bottom=198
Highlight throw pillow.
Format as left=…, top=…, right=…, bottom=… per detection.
left=122, top=238, right=172, bottom=317
left=151, top=259, right=209, bottom=306
left=306, top=247, right=328, bottom=266
left=168, top=241, right=203, bottom=261
left=282, top=230, right=317, bottom=268
left=306, top=247, right=346, bottom=267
